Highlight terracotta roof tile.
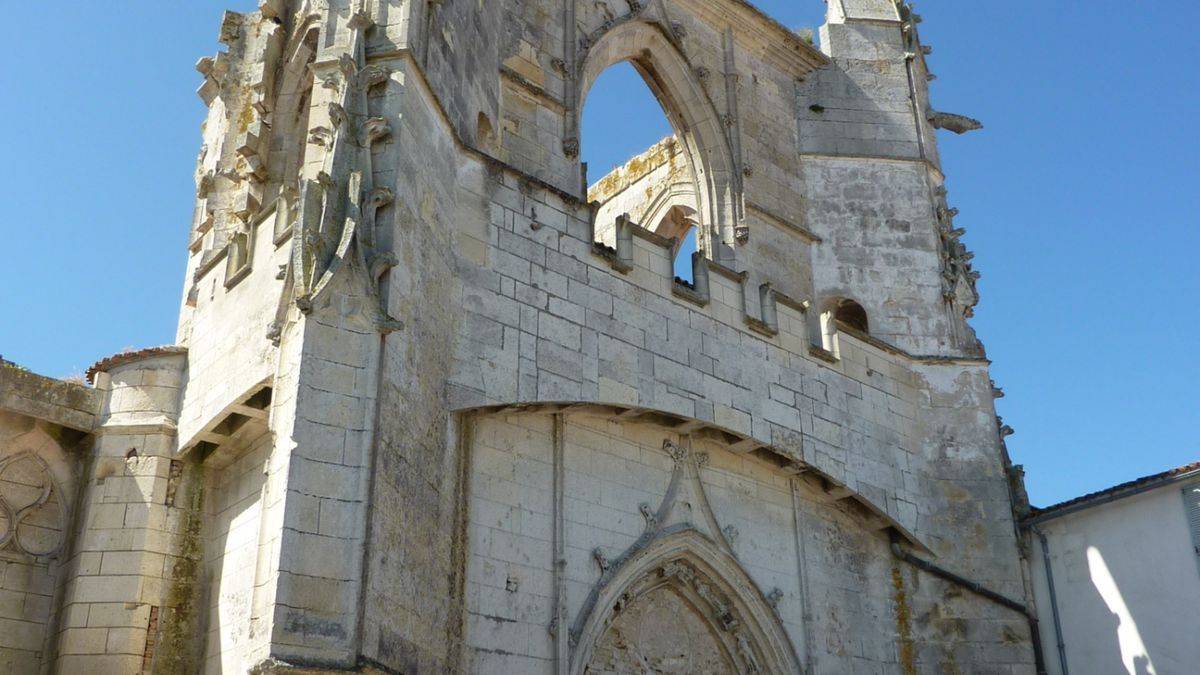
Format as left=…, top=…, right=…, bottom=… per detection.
left=86, top=346, right=188, bottom=384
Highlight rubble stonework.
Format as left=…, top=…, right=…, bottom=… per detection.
left=0, top=1, right=1038, bottom=673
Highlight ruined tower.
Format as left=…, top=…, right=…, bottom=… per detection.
left=0, top=1, right=1039, bottom=673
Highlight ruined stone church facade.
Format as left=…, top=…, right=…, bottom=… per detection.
left=0, top=0, right=1041, bottom=672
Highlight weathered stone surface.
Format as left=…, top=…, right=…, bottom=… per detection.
left=0, top=1, right=1036, bottom=673
left=0, top=363, right=100, bottom=432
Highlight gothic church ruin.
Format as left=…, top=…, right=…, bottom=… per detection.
left=0, top=0, right=1040, bottom=672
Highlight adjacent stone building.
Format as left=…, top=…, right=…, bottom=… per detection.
left=0, top=1, right=1043, bottom=673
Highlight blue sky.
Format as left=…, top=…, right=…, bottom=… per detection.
left=1, top=2, right=1196, bottom=507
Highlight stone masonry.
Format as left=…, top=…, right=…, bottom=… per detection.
left=0, top=1, right=1039, bottom=673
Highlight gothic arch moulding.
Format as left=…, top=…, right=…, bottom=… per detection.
left=576, top=19, right=741, bottom=257
left=570, top=530, right=801, bottom=674
left=568, top=438, right=801, bottom=674
left=641, top=183, right=700, bottom=249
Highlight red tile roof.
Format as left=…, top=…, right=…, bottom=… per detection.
left=86, top=346, right=188, bottom=384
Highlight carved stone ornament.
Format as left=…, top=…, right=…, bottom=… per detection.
left=328, top=102, right=348, bottom=129
left=934, top=188, right=980, bottom=316
left=567, top=437, right=802, bottom=674
left=307, top=126, right=334, bottom=147
left=928, top=111, right=983, bottom=135
left=663, top=438, right=688, bottom=463
left=0, top=452, right=67, bottom=558
left=573, top=541, right=800, bottom=674
left=359, top=117, right=392, bottom=146
left=766, top=587, right=784, bottom=608
left=639, top=502, right=658, bottom=531
left=593, top=547, right=612, bottom=574
left=285, top=6, right=403, bottom=335
left=357, top=64, right=391, bottom=92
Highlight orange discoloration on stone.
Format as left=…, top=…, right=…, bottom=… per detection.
left=892, top=565, right=916, bottom=675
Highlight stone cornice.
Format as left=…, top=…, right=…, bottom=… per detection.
left=0, top=363, right=101, bottom=432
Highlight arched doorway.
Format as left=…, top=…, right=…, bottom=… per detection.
left=587, top=560, right=752, bottom=673
left=572, top=532, right=800, bottom=675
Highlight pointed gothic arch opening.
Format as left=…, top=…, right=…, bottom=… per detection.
left=834, top=298, right=869, bottom=334
left=578, top=20, right=740, bottom=263
left=275, top=25, right=320, bottom=217
left=571, top=530, right=801, bottom=674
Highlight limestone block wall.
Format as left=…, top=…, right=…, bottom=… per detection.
left=201, top=428, right=273, bottom=674
left=804, top=156, right=949, bottom=355
left=350, top=55, right=472, bottom=672
left=177, top=196, right=293, bottom=448
left=446, top=148, right=927, bottom=521
left=803, top=18, right=922, bottom=160
left=0, top=412, right=81, bottom=674
left=262, top=294, right=384, bottom=666
left=328, top=31, right=1033, bottom=667
left=421, top=0, right=826, bottom=239
left=463, top=411, right=910, bottom=673
left=72, top=1, right=1028, bottom=672
left=52, top=352, right=201, bottom=674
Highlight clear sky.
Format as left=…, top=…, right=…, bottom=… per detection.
left=1, top=1, right=1196, bottom=507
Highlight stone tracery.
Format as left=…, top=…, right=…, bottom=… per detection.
left=575, top=538, right=798, bottom=675
left=569, top=438, right=802, bottom=674
left=0, top=451, right=66, bottom=558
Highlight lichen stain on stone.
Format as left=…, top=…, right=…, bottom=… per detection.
left=156, top=461, right=206, bottom=673
left=939, top=650, right=963, bottom=675
left=588, top=136, right=682, bottom=202
left=238, top=100, right=256, bottom=134
left=943, top=483, right=973, bottom=504
left=892, top=565, right=916, bottom=675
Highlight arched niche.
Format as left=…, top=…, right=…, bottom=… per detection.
left=570, top=530, right=801, bottom=674
left=577, top=20, right=740, bottom=259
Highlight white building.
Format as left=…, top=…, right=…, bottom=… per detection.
left=1027, top=462, right=1200, bottom=675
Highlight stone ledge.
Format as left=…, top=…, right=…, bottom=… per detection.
left=250, top=656, right=399, bottom=675
left=462, top=402, right=931, bottom=554
left=0, top=362, right=101, bottom=432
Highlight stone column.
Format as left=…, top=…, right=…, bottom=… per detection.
left=51, top=350, right=201, bottom=674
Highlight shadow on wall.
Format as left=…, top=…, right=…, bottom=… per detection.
left=1086, top=547, right=1160, bottom=675
left=203, top=441, right=271, bottom=673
